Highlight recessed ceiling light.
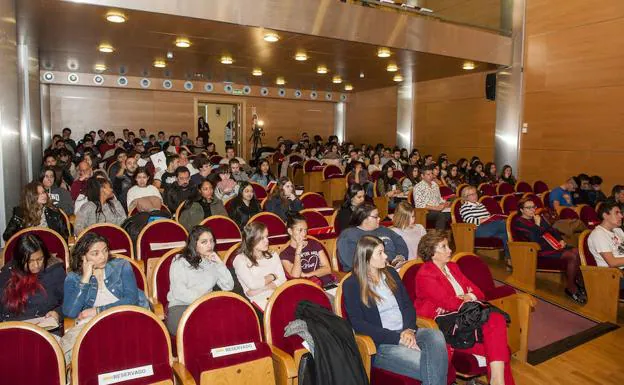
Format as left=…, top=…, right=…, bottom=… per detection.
left=252, top=68, right=263, bottom=76
left=360, top=72, right=365, bottom=78
left=98, top=43, right=114, bottom=53
left=220, top=56, right=233, bottom=64
left=276, top=77, right=286, bottom=85
left=344, top=84, right=353, bottom=91
left=463, top=61, right=476, bottom=70
left=386, top=63, right=398, bottom=72
left=153, top=60, right=166, bottom=68
left=166, top=51, right=174, bottom=59
left=94, top=64, right=107, bottom=72
left=264, top=32, right=280, bottom=42
left=105, top=11, right=126, bottom=23
left=332, top=75, right=342, bottom=84
left=317, top=65, right=328, bottom=74
left=377, top=47, right=391, bottom=58
left=295, top=51, right=308, bottom=61
left=393, top=74, right=404, bottom=82
left=175, top=38, right=191, bottom=48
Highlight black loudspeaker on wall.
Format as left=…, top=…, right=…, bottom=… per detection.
left=485, top=73, right=496, bottom=101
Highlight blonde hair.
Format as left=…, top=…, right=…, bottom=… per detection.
left=461, top=185, right=477, bottom=199
left=392, top=201, right=414, bottom=229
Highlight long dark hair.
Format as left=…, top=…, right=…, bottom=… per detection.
left=352, top=235, right=398, bottom=307
left=39, top=166, right=59, bottom=189
left=70, top=232, right=110, bottom=273
left=270, top=177, right=292, bottom=210
left=235, top=181, right=260, bottom=210
left=1, top=235, right=49, bottom=314
left=179, top=226, right=216, bottom=269
left=342, top=183, right=364, bottom=209
left=86, top=176, right=119, bottom=218
left=253, top=159, right=275, bottom=179
left=132, top=166, right=153, bottom=187
left=240, top=222, right=270, bottom=267
left=350, top=202, right=377, bottom=227
left=380, top=162, right=396, bottom=188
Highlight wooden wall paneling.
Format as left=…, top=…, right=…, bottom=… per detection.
left=346, top=86, right=398, bottom=147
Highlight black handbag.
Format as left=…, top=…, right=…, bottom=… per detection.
left=298, top=352, right=316, bottom=385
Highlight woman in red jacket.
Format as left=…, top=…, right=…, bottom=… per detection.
left=414, top=230, right=514, bottom=385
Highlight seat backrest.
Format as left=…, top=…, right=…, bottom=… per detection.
left=151, top=248, right=183, bottom=312
left=0, top=322, right=65, bottom=385
left=533, top=180, right=549, bottom=194
left=323, top=164, right=343, bottom=180
left=505, top=212, right=518, bottom=242
left=300, top=209, right=330, bottom=229
left=114, top=255, right=147, bottom=291
left=497, top=182, right=514, bottom=195
left=398, top=260, right=423, bottom=303
left=334, top=273, right=352, bottom=318
left=579, top=230, right=598, bottom=266
left=248, top=212, right=288, bottom=245
left=303, top=159, right=321, bottom=173
left=2, top=227, right=69, bottom=269
left=479, top=183, right=497, bottom=197
left=559, top=207, right=579, bottom=220
left=452, top=253, right=496, bottom=296
left=264, top=280, right=332, bottom=355
left=393, top=170, right=406, bottom=180
left=370, top=170, right=381, bottom=181
left=289, top=154, right=304, bottom=165
left=451, top=199, right=464, bottom=223
left=439, top=186, right=455, bottom=200
left=72, top=306, right=173, bottom=385
left=223, top=242, right=242, bottom=269
left=479, top=196, right=503, bottom=215
left=200, top=215, right=242, bottom=252
left=137, top=219, right=188, bottom=262
left=501, top=194, right=519, bottom=215
left=515, top=181, right=533, bottom=193
left=210, top=155, right=223, bottom=164
left=542, top=191, right=552, bottom=210
left=300, top=192, right=329, bottom=209
left=579, top=205, right=600, bottom=228
left=250, top=182, right=268, bottom=200
left=77, top=223, right=134, bottom=259
left=178, top=293, right=270, bottom=382
left=523, top=193, right=544, bottom=209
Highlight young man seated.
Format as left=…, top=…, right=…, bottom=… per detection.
left=550, top=177, right=587, bottom=245
left=412, top=165, right=451, bottom=230
left=588, top=200, right=624, bottom=274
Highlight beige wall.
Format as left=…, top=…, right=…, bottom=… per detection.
left=346, top=86, right=398, bottom=147
left=521, top=0, right=624, bottom=191
left=413, top=72, right=496, bottom=163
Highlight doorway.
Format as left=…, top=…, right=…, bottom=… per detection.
left=196, top=102, right=241, bottom=155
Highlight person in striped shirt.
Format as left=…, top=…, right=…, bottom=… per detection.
left=459, top=186, right=509, bottom=261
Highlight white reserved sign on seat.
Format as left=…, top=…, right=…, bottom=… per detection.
left=211, top=342, right=256, bottom=358
left=150, top=241, right=186, bottom=251
left=98, top=364, right=153, bottom=385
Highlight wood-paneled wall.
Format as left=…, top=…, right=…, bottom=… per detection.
left=413, top=72, right=496, bottom=163
left=521, top=0, right=624, bottom=191
left=49, top=85, right=335, bottom=157
left=346, top=86, right=397, bottom=147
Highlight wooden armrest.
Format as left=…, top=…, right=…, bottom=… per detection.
left=416, top=316, right=438, bottom=329
left=451, top=223, right=476, bottom=253
left=68, top=236, right=76, bottom=247
left=506, top=241, right=539, bottom=292
left=413, top=208, right=428, bottom=228
left=150, top=299, right=164, bottom=320
left=580, top=265, right=622, bottom=323
left=354, top=334, right=375, bottom=379
left=64, top=317, right=75, bottom=331
left=270, top=345, right=297, bottom=385
left=172, top=362, right=197, bottom=385
left=489, top=292, right=536, bottom=362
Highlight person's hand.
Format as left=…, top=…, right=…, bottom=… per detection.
left=264, top=273, right=276, bottom=285
left=81, top=256, right=94, bottom=283
left=399, top=329, right=419, bottom=350
left=533, top=214, right=541, bottom=226
left=559, top=240, right=566, bottom=248
left=207, top=252, right=220, bottom=263
left=45, top=311, right=60, bottom=323
left=267, top=282, right=278, bottom=290
left=443, top=201, right=451, bottom=208
left=78, top=308, right=97, bottom=320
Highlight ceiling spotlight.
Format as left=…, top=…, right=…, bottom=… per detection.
left=462, top=61, right=476, bottom=70
left=360, top=72, right=365, bottom=78
left=393, top=74, right=404, bottom=82
left=386, top=63, right=398, bottom=72
left=377, top=47, right=391, bottom=58
left=94, top=64, right=107, bottom=72
left=276, top=77, right=286, bottom=85
left=252, top=68, right=263, bottom=76
left=332, top=75, right=342, bottom=84
left=175, top=38, right=191, bottom=48
left=316, top=65, right=328, bottom=74
left=344, top=84, right=353, bottom=91
left=295, top=51, right=308, bottom=61
left=264, top=32, right=280, bottom=42
left=220, top=56, right=233, bottom=64
left=166, top=51, right=174, bottom=59
left=106, top=11, right=126, bottom=23
left=153, top=60, right=166, bottom=68
left=98, top=43, right=114, bottom=53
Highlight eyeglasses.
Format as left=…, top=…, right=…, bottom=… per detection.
left=368, top=215, right=380, bottom=220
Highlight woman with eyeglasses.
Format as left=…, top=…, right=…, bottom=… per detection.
left=511, top=197, right=586, bottom=304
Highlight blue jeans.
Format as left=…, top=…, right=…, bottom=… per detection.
left=373, top=328, right=447, bottom=385
left=476, top=219, right=509, bottom=256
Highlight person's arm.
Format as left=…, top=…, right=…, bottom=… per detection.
left=415, top=269, right=464, bottom=312
left=232, top=255, right=273, bottom=293
left=281, top=250, right=302, bottom=278
left=385, top=229, right=409, bottom=261
left=74, top=203, right=94, bottom=235
left=289, top=198, right=304, bottom=212
left=49, top=265, right=66, bottom=319
left=168, top=258, right=201, bottom=304
left=97, top=260, right=139, bottom=312
left=62, top=273, right=91, bottom=318
left=337, top=232, right=355, bottom=271
left=213, top=257, right=235, bottom=291
left=305, top=249, right=332, bottom=278
left=598, top=252, right=624, bottom=268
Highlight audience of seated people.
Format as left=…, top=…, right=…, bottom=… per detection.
left=227, top=181, right=261, bottom=229
left=390, top=201, right=426, bottom=261
left=178, top=179, right=227, bottom=231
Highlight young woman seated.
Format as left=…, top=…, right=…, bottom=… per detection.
left=0, top=234, right=65, bottom=334
left=335, top=183, right=366, bottom=235
left=468, top=161, right=487, bottom=186
left=279, top=212, right=333, bottom=286
left=228, top=181, right=261, bottom=230
left=265, top=177, right=304, bottom=222
left=377, top=163, right=401, bottom=210
left=40, top=166, right=74, bottom=215
left=178, top=179, right=228, bottom=231
left=484, top=162, right=499, bottom=184
left=166, top=226, right=234, bottom=335
left=3, top=181, right=69, bottom=242
left=444, top=164, right=463, bottom=193
left=75, top=177, right=127, bottom=235
left=415, top=230, right=515, bottom=385
left=125, top=166, right=163, bottom=213
left=250, top=159, right=276, bottom=188
left=499, top=165, right=516, bottom=186
left=342, top=235, right=448, bottom=385
left=232, top=222, right=286, bottom=310
left=401, top=166, right=420, bottom=193
left=390, top=201, right=426, bottom=261
left=214, top=164, right=239, bottom=201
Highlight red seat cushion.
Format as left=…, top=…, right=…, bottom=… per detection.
left=537, top=257, right=567, bottom=271
left=454, top=254, right=516, bottom=301
left=451, top=352, right=486, bottom=376
left=155, top=253, right=176, bottom=313
left=301, top=193, right=330, bottom=210
left=498, top=183, right=514, bottom=195
left=371, top=367, right=421, bottom=384
left=84, top=225, right=132, bottom=256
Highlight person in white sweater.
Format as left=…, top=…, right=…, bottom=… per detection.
left=126, top=167, right=163, bottom=213
left=166, top=226, right=234, bottom=335
left=233, top=222, right=286, bottom=310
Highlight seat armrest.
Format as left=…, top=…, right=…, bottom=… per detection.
left=354, top=334, right=376, bottom=379
left=506, top=241, right=540, bottom=292
left=451, top=223, right=477, bottom=253
left=150, top=299, right=164, bottom=320
left=172, top=362, right=197, bottom=385
left=64, top=317, right=75, bottom=331
left=416, top=316, right=439, bottom=329
left=579, top=265, right=622, bottom=323
left=488, top=292, right=536, bottom=362
left=270, top=345, right=297, bottom=385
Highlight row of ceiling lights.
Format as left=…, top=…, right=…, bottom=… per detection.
left=95, top=10, right=474, bottom=85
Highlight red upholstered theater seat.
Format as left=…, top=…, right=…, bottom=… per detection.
left=250, top=182, right=268, bottom=200
left=209, top=155, right=223, bottom=164
left=1, top=227, right=69, bottom=269
left=300, top=192, right=335, bottom=216
left=0, top=322, right=66, bottom=385
left=394, top=170, right=406, bottom=180
left=151, top=248, right=183, bottom=322
left=177, top=293, right=274, bottom=384
left=248, top=212, right=290, bottom=246
left=578, top=204, right=600, bottom=229
left=115, top=255, right=147, bottom=292
left=222, top=243, right=242, bottom=269
left=439, top=186, right=455, bottom=200
left=533, top=180, right=549, bottom=195
left=497, top=182, right=515, bottom=196
left=323, top=164, right=343, bottom=180
left=558, top=207, right=579, bottom=220
left=200, top=215, right=242, bottom=252
left=137, top=219, right=188, bottom=275
left=479, top=196, right=503, bottom=215
left=77, top=223, right=134, bottom=259
left=478, top=183, right=497, bottom=197
left=303, top=159, right=322, bottom=172
left=71, top=306, right=188, bottom=385
left=501, top=194, right=519, bottom=215
left=452, top=253, right=516, bottom=300
left=300, top=209, right=336, bottom=242
left=515, top=181, right=533, bottom=194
